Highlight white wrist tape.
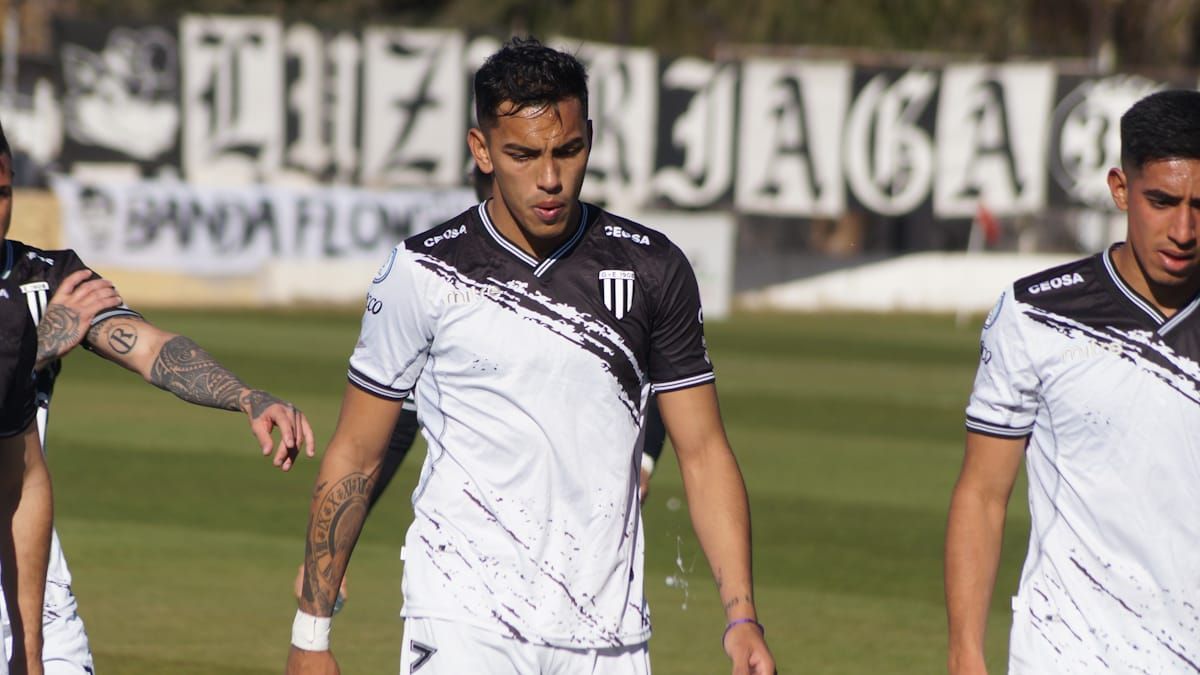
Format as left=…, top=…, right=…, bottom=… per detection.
left=641, top=452, right=657, bottom=475
left=291, top=609, right=332, bottom=651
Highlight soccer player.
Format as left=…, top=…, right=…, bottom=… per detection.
left=365, top=165, right=668, bottom=512
left=945, top=89, right=1200, bottom=674
left=0, top=277, right=50, bottom=675
left=286, top=36, right=773, bottom=674
left=0, top=124, right=316, bottom=673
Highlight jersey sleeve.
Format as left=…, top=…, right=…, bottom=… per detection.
left=347, top=246, right=435, bottom=401
left=965, top=288, right=1039, bottom=438
left=51, top=250, right=142, bottom=333
left=647, top=244, right=715, bottom=393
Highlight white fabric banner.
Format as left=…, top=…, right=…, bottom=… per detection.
left=53, top=176, right=476, bottom=276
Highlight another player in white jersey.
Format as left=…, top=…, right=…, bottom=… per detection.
left=0, top=121, right=316, bottom=674
left=286, top=37, right=774, bottom=675
left=946, top=89, right=1200, bottom=674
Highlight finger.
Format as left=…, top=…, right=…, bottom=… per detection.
left=55, top=269, right=94, bottom=297
left=73, top=278, right=118, bottom=304
left=251, top=422, right=273, bottom=456
left=299, top=412, right=316, bottom=457
left=273, top=435, right=291, bottom=469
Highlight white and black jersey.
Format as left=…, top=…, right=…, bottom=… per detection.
left=349, top=202, right=713, bottom=648
left=967, top=246, right=1200, bottom=674
left=0, top=239, right=140, bottom=646
left=0, top=277, right=36, bottom=438
left=1, top=240, right=141, bottom=410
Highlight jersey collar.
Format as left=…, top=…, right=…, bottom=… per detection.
left=1102, top=244, right=1200, bottom=334
left=477, top=201, right=589, bottom=278
left=0, top=240, right=11, bottom=280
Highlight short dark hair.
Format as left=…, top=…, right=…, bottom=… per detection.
left=0, top=118, right=10, bottom=159
left=473, top=36, right=588, bottom=130
left=1120, top=89, right=1200, bottom=171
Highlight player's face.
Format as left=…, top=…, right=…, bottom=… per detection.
left=1108, top=158, right=1200, bottom=308
left=469, top=97, right=591, bottom=257
left=0, top=154, right=12, bottom=242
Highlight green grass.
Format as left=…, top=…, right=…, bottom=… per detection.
left=41, top=309, right=1029, bottom=673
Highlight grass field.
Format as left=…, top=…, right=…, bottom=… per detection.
left=42, top=309, right=1030, bottom=674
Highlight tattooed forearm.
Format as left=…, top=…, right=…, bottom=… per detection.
left=301, top=471, right=377, bottom=615
left=240, top=389, right=285, bottom=419
left=36, top=304, right=84, bottom=368
left=149, top=336, right=248, bottom=411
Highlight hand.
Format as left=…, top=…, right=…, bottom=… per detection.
left=293, top=564, right=347, bottom=613
left=238, top=390, right=315, bottom=471
left=638, top=466, right=653, bottom=505
left=724, top=622, right=775, bottom=675
left=286, top=646, right=340, bottom=675
left=36, top=269, right=122, bottom=368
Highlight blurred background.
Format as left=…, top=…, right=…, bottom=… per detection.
left=5, top=0, right=1200, bottom=313
left=3, top=1, right=1197, bottom=672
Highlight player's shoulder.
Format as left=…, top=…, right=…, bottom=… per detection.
left=4, top=240, right=87, bottom=286
left=587, top=204, right=688, bottom=264
left=399, top=204, right=478, bottom=257
left=1011, top=253, right=1101, bottom=309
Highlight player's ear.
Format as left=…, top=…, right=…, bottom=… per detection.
left=467, top=128, right=493, bottom=174
left=1107, top=167, right=1129, bottom=211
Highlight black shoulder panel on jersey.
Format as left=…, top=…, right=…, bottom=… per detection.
left=402, top=206, right=476, bottom=256
left=1013, top=254, right=1097, bottom=307
left=0, top=278, right=37, bottom=437
left=6, top=241, right=91, bottom=289
left=1011, top=253, right=1135, bottom=331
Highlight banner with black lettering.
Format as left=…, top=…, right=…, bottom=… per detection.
left=53, top=177, right=476, bottom=275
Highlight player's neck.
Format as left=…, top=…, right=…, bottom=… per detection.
left=486, top=200, right=580, bottom=261
left=1111, top=244, right=1200, bottom=317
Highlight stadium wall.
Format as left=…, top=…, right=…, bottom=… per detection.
left=14, top=187, right=1072, bottom=315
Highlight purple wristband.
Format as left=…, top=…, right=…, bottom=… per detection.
left=722, top=618, right=764, bottom=646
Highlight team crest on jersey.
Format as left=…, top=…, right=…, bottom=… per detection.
left=373, top=249, right=397, bottom=284
left=599, top=270, right=636, bottom=319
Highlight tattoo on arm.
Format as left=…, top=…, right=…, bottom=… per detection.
left=36, top=304, right=83, bottom=366
left=301, top=471, right=377, bottom=615
left=148, top=336, right=248, bottom=411
left=88, top=320, right=140, bottom=355
left=240, top=389, right=286, bottom=420
left=723, top=594, right=754, bottom=613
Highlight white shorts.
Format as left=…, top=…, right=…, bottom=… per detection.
left=397, top=618, right=650, bottom=675
left=1, top=530, right=95, bottom=675
left=41, top=592, right=94, bottom=675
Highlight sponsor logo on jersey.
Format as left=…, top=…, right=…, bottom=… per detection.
left=599, top=270, right=636, bottom=319
left=1060, top=338, right=1123, bottom=363
left=365, top=292, right=383, bottom=314
left=445, top=284, right=502, bottom=305
left=1028, top=272, right=1084, bottom=295
left=0, top=288, right=8, bottom=299
left=373, top=249, right=397, bottom=284
left=979, top=340, right=992, bottom=364
left=19, top=282, right=49, bottom=294
left=25, top=251, right=53, bottom=266
left=409, top=640, right=436, bottom=672
left=603, top=224, right=650, bottom=245
left=424, top=224, right=467, bottom=248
